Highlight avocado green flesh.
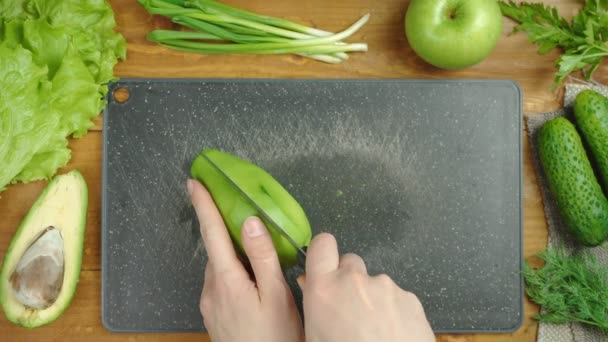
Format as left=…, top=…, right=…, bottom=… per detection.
left=190, top=149, right=312, bottom=267
left=0, top=170, right=88, bottom=328
left=574, top=89, right=608, bottom=190
left=538, top=117, right=608, bottom=246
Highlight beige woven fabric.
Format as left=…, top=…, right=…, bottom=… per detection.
left=526, top=82, right=608, bottom=342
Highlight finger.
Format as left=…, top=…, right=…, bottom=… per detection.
left=188, top=179, right=243, bottom=274
left=296, top=274, right=306, bottom=289
left=200, top=265, right=213, bottom=320
left=339, top=253, right=367, bottom=274
left=241, top=216, right=288, bottom=297
left=305, top=233, right=339, bottom=278
left=202, top=261, right=212, bottom=288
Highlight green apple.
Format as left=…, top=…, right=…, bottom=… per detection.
left=190, top=149, right=312, bottom=268
left=405, top=0, right=503, bottom=69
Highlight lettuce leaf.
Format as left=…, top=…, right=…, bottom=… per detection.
left=0, top=0, right=126, bottom=191
left=0, top=44, right=58, bottom=189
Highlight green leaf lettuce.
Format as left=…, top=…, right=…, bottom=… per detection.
left=0, top=0, right=126, bottom=190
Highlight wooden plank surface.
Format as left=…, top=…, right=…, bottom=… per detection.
left=1, top=0, right=606, bottom=340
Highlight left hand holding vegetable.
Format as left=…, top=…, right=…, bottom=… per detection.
left=187, top=178, right=304, bottom=342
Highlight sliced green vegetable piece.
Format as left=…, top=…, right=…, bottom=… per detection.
left=191, top=149, right=312, bottom=268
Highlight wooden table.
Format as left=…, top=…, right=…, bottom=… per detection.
left=1, top=0, right=605, bottom=340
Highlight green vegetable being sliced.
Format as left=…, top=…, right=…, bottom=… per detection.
left=191, top=149, right=312, bottom=268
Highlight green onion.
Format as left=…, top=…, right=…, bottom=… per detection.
left=156, top=40, right=367, bottom=54
left=186, top=0, right=334, bottom=37
left=147, top=30, right=223, bottom=41
left=137, top=0, right=369, bottom=63
left=171, top=16, right=287, bottom=43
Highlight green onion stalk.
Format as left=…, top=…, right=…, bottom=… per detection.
left=137, top=0, right=369, bottom=63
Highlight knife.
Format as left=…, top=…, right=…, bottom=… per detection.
left=199, top=153, right=307, bottom=269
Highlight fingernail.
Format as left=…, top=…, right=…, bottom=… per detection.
left=245, top=217, right=266, bottom=238
left=187, top=179, right=194, bottom=196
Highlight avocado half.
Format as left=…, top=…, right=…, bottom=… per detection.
left=191, top=149, right=312, bottom=268
left=0, top=170, right=88, bottom=328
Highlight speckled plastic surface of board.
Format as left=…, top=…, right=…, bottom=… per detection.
left=101, top=78, right=523, bottom=333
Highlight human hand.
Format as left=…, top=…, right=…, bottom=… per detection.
left=188, top=179, right=304, bottom=342
left=298, top=233, right=435, bottom=342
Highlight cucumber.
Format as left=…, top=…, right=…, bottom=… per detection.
left=538, top=117, right=608, bottom=246
left=574, top=89, right=608, bottom=189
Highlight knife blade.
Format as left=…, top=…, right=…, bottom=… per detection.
left=199, top=153, right=307, bottom=268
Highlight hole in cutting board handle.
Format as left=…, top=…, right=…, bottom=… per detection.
left=113, top=87, right=130, bottom=104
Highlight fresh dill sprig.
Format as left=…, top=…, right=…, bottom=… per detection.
left=499, top=0, right=608, bottom=88
left=524, top=246, right=608, bottom=332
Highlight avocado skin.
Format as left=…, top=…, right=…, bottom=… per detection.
left=0, top=170, right=88, bottom=328
left=574, top=89, right=608, bottom=190
left=538, top=117, right=608, bottom=246
left=190, top=149, right=312, bottom=268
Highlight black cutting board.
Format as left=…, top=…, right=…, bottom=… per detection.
left=101, top=78, right=523, bottom=333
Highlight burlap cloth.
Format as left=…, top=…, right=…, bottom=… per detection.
left=526, top=81, right=608, bottom=342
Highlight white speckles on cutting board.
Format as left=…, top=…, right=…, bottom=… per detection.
left=102, top=79, right=522, bottom=333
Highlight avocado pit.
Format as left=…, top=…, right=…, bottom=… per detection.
left=10, top=226, right=64, bottom=310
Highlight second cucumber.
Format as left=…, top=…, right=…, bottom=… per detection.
left=538, top=117, right=608, bottom=246
left=574, top=89, right=608, bottom=189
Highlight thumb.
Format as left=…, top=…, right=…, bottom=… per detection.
left=241, top=216, right=288, bottom=298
